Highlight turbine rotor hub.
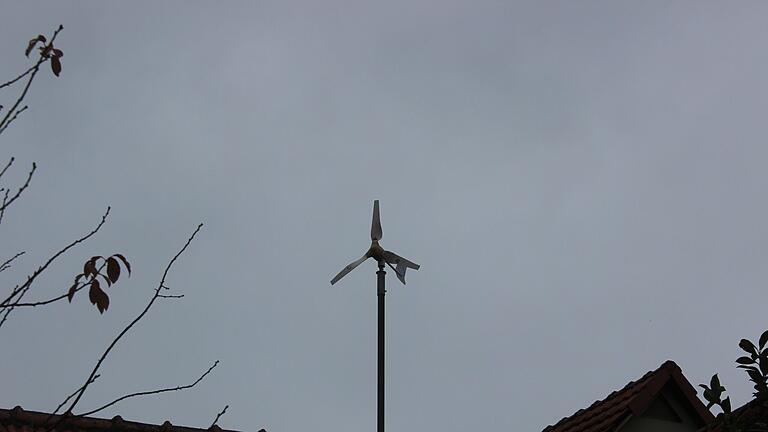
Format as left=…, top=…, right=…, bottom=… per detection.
left=368, top=242, right=386, bottom=261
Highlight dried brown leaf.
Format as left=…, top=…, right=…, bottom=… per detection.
left=113, top=254, right=131, bottom=275
left=88, top=279, right=109, bottom=313
left=51, top=56, right=61, bottom=77
left=88, top=279, right=100, bottom=305
left=25, top=35, right=45, bottom=57
left=96, top=290, right=109, bottom=313
left=83, top=256, right=100, bottom=277
left=67, top=281, right=77, bottom=302
left=106, top=257, right=120, bottom=283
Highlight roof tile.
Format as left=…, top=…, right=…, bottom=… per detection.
left=542, top=360, right=713, bottom=432
left=0, top=407, right=248, bottom=432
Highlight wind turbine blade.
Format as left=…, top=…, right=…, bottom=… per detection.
left=382, top=250, right=419, bottom=285
left=330, top=255, right=369, bottom=285
left=393, top=262, right=407, bottom=284
left=382, top=250, right=420, bottom=270
left=371, top=200, right=382, bottom=241
left=384, top=261, right=405, bottom=283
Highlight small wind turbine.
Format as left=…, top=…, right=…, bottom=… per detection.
left=330, top=200, right=419, bottom=432
left=331, top=200, right=420, bottom=286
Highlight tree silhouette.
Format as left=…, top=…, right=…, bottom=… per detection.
left=700, top=330, right=768, bottom=431
left=0, top=26, right=227, bottom=428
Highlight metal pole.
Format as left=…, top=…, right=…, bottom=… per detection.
left=376, top=261, right=386, bottom=432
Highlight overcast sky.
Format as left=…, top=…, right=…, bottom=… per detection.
left=2, top=2, right=768, bottom=431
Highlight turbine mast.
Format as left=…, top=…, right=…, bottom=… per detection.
left=377, top=260, right=386, bottom=432
left=329, top=200, right=419, bottom=432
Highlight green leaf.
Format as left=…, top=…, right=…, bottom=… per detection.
left=747, top=369, right=763, bottom=383
left=703, top=388, right=716, bottom=403
left=710, top=374, right=721, bottom=391
left=760, top=330, right=768, bottom=350
left=738, top=365, right=760, bottom=373
left=740, top=339, right=758, bottom=356
left=721, top=397, right=731, bottom=414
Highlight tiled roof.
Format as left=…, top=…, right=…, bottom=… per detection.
left=542, top=360, right=714, bottom=432
left=0, top=406, right=256, bottom=432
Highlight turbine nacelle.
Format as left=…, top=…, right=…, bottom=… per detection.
left=330, top=200, right=420, bottom=285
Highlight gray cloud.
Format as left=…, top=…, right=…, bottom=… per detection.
left=1, top=2, right=767, bottom=431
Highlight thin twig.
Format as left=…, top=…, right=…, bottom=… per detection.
left=158, top=293, right=185, bottom=299
left=79, top=360, right=219, bottom=417
left=6, top=260, right=108, bottom=309
left=0, top=63, right=41, bottom=134
left=7, top=280, right=88, bottom=308
left=0, top=162, right=35, bottom=213
left=0, top=189, right=9, bottom=226
left=62, top=224, right=204, bottom=414
left=0, top=208, right=110, bottom=327
left=0, top=105, right=28, bottom=134
left=0, top=25, right=63, bottom=134
left=0, top=157, right=14, bottom=179
left=0, top=63, right=40, bottom=90
left=211, top=404, right=229, bottom=427
left=0, top=251, right=25, bottom=273
left=1, top=207, right=110, bottom=307
left=51, top=375, right=100, bottom=417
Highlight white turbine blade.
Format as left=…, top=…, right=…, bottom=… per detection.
left=384, top=261, right=404, bottom=281
left=382, top=250, right=419, bottom=285
left=371, top=200, right=382, bottom=241
left=395, top=262, right=408, bottom=284
left=382, top=250, right=420, bottom=270
left=330, top=254, right=369, bottom=285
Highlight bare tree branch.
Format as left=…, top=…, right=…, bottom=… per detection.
left=0, top=105, right=28, bottom=134
left=0, top=162, right=35, bottom=214
left=0, top=157, right=14, bottom=179
left=79, top=360, right=219, bottom=417
left=0, top=189, right=10, bottom=226
left=7, top=279, right=88, bottom=308
left=0, top=64, right=40, bottom=90
left=211, top=404, right=229, bottom=428
left=5, top=259, right=113, bottom=309
left=1, top=207, right=110, bottom=306
left=52, top=374, right=101, bottom=417
left=0, top=251, right=25, bottom=273
left=0, top=60, right=41, bottom=134
left=1, top=28, right=222, bottom=432
left=0, top=25, right=63, bottom=134
left=62, top=223, right=204, bottom=414
left=0, top=208, right=110, bottom=327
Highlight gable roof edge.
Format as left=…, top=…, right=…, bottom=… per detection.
left=627, top=361, right=714, bottom=425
